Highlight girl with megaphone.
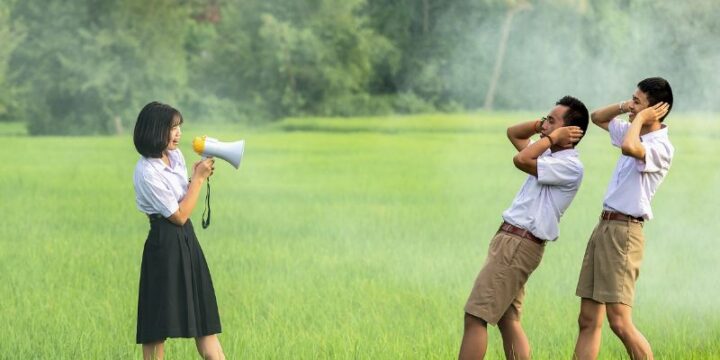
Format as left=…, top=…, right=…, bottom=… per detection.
left=132, top=101, right=226, bottom=360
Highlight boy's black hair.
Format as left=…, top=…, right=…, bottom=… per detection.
left=557, top=95, right=589, bottom=145
left=637, top=77, right=673, bottom=122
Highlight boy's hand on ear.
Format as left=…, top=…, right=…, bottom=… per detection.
left=637, top=102, right=669, bottom=125
left=550, top=126, right=583, bottom=148
left=549, top=126, right=584, bottom=148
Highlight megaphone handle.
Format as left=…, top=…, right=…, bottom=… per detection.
left=201, top=178, right=211, bottom=229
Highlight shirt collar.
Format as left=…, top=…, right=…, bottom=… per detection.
left=640, top=124, right=669, bottom=142
left=145, top=156, right=170, bottom=172
left=549, top=148, right=579, bottom=158
left=145, top=150, right=180, bottom=172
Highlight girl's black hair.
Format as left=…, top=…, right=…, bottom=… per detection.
left=133, top=101, right=184, bottom=158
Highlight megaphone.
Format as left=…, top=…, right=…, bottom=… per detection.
left=192, top=135, right=245, bottom=169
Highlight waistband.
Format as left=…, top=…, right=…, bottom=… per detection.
left=498, top=221, right=546, bottom=245
left=600, top=210, right=644, bottom=223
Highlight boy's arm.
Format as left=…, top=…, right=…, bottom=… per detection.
left=507, top=120, right=543, bottom=152
left=621, top=102, right=670, bottom=159
left=513, top=126, right=584, bottom=176
left=591, top=100, right=630, bottom=132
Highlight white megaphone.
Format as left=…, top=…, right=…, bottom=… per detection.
left=192, top=135, right=245, bottom=169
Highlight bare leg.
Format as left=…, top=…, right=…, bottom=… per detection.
left=195, top=334, right=226, bottom=360
left=574, top=298, right=605, bottom=360
left=497, top=310, right=530, bottom=360
left=142, top=340, right=165, bottom=360
left=606, top=303, right=653, bottom=360
left=459, top=313, right=489, bottom=360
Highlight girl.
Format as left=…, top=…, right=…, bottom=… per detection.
left=132, top=101, right=225, bottom=360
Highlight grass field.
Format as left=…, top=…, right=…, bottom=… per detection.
left=1, top=112, right=719, bottom=359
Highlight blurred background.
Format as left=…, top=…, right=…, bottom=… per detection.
left=1, top=1, right=719, bottom=358
left=1, top=0, right=718, bottom=135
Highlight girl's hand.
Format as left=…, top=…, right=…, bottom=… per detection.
left=191, top=157, right=215, bottom=182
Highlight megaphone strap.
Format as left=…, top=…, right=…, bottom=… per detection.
left=201, top=179, right=211, bottom=229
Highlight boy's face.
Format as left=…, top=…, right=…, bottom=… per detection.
left=540, top=105, right=568, bottom=137
left=628, top=88, right=651, bottom=122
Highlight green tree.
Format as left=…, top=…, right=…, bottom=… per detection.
left=188, top=0, right=397, bottom=119
left=0, top=0, right=23, bottom=121
left=9, top=0, right=191, bottom=134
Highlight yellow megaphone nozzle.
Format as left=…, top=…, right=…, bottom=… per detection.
left=192, top=135, right=207, bottom=155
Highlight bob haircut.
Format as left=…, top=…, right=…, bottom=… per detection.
left=133, top=101, right=184, bottom=158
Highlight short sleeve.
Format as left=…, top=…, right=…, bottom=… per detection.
left=636, top=141, right=673, bottom=173
left=537, top=156, right=583, bottom=186
left=136, top=173, right=180, bottom=217
left=609, top=118, right=630, bottom=147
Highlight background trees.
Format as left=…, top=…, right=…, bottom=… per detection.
left=2, top=0, right=718, bottom=134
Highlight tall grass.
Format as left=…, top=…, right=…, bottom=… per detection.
left=1, top=113, right=718, bottom=358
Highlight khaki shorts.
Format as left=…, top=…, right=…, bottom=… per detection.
left=464, top=231, right=545, bottom=325
left=576, top=218, right=645, bottom=305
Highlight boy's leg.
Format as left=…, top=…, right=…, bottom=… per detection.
left=459, top=313, right=489, bottom=360
left=573, top=298, right=605, bottom=360
left=606, top=303, right=653, bottom=360
left=497, top=304, right=530, bottom=360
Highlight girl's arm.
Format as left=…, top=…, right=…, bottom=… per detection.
left=167, top=158, right=214, bottom=226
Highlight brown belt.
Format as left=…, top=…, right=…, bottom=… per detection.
left=498, top=221, right=545, bottom=245
left=600, top=210, right=644, bottom=223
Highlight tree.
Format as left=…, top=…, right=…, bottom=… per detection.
left=9, top=0, right=191, bottom=134
left=0, top=0, right=23, bottom=121
left=483, top=0, right=531, bottom=110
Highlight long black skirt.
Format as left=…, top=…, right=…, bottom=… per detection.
left=136, top=216, right=222, bottom=344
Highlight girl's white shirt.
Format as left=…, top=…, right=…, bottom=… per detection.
left=133, top=149, right=189, bottom=218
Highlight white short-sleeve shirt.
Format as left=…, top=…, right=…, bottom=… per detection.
left=602, top=118, right=674, bottom=220
left=502, top=147, right=584, bottom=241
left=133, top=149, right=189, bottom=218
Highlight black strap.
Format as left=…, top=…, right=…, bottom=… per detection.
left=201, top=179, right=211, bottom=229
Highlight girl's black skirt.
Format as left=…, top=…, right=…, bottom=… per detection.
left=136, top=215, right=222, bottom=344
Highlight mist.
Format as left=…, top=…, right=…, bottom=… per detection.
left=1, top=0, right=719, bottom=135
left=438, top=0, right=720, bottom=112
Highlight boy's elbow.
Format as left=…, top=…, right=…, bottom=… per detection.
left=513, top=154, right=527, bottom=169
left=590, top=111, right=602, bottom=124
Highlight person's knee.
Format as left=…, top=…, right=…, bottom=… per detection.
left=196, top=335, right=225, bottom=360
left=143, top=340, right=165, bottom=349
left=497, top=315, right=519, bottom=332
left=607, top=315, right=631, bottom=338
left=578, top=311, right=602, bottom=331
left=198, top=346, right=225, bottom=360
left=464, top=312, right=487, bottom=331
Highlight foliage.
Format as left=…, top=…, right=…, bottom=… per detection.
left=1, top=0, right=719, bottom=134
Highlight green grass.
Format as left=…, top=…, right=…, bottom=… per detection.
left=1, top=113, right=719, bottom=359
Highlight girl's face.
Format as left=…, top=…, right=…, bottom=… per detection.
left=166, top=115, right=182, bottom=151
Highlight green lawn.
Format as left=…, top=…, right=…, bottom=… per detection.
left=1, top=113, right=719, bottom=359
